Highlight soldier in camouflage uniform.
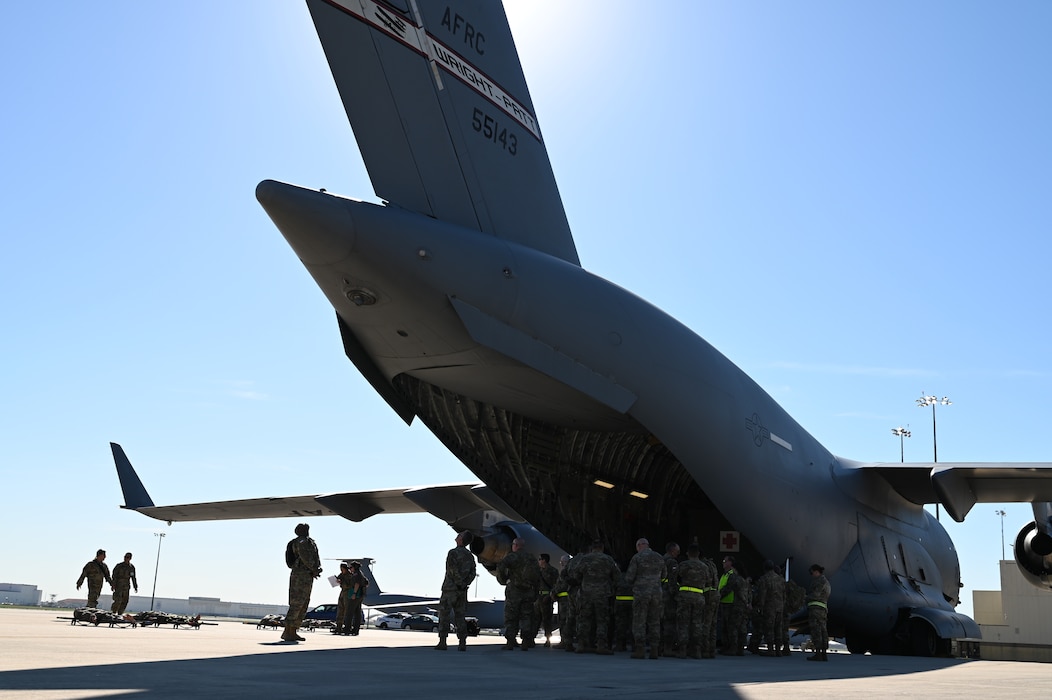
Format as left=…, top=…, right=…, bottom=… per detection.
left=496, top=537, right=541, bottom=650
left=551, top=554, right=579, bottom=651
left=282, top=523, right=322, bottom=643
left=334, top=562, right=354, bottom=635
left=806, top=563, right=831, bottom=661
left=717, top=555, right=747, bottom=655
left=742, top=575, right=755, bottom=653
left=110, top=552, right=138, bottom=615
left=674, top=544, right=711, bottom=658
left=754, top=560, right=784, bottom=656
left=611, top=573, right=634, bottom=652
left=535, top=553, right=559, bottom=647
left=781, top=576, right=806, bottom=656
left=625, top=537, right=666, bottom=659
left=76, top=549, right=113, bottom=609
left=700, top=553, right=720, bottom=658
left=660, top=542, right=680, bottom=656
left=571, top=540, right=620, bottom=655
left=435, top=531, right=477, bottom=651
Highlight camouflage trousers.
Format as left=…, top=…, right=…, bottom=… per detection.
left=661, top=591, right=678, bottom=650
left=85, top=579, right=105, bottom=609
left=438, top=588, right=468, bottom=639
left=632, top=590, right=662, bottom=649
left=557, top=592, right=577, bottom=645
left=675, top=590, right=705, bottom=651
left=612, top=598, right=633, bottom=649
left=702, top=592, right=719, bottom=656
left=503, top=587, right=535, bottom=640
left=758, top=606, right=783, bottom=651
left=285, top=570, right=314, bottom=630
left=111, top=585, right=131, bottom=614
left=536, top=595, right=554, bottom=637
left=346, top=596, right=363, bottom=633
left=808, top=605, right=828, bottom=652
left=336, top=591, right=351, bottom=630
left=719, top=602, right=744, bottom=653
left=576, top=592, right=611, bottom=650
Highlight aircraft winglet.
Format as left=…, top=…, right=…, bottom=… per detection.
left=110, top=442, right=155, bottom=509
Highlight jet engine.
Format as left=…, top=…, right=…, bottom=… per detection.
left=469, top=522, right=566, bottom=574
left=1014, top=502, right=1052, bottom=590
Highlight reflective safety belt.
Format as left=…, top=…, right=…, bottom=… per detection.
left=678, top=586, right=705, bottom=594
left=615, top=595, right=634, bottom=601
left=807, top=601, right=828, bottom=609
left=556, top=591, right=569, bottom=598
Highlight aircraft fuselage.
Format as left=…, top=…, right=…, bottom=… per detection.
left=258, top=179, right=968, bottom=647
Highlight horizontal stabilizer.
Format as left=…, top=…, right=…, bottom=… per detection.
left=848, top=461, right=1052, bottom=522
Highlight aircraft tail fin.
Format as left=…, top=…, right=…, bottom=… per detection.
left=306, top=0, right=579, bottom=264
left=110, top=442, right=155, bottom=510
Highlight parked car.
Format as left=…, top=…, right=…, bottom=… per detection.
left=376, top=612, right=412, bottom=629
left=304, top=603, right=339, bottom=622
left=402, top=613, right=441, bottom=631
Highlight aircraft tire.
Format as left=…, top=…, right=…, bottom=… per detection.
left=845, top=635, right=874, bottom=655
left=908, top=619, right=938, bottom=657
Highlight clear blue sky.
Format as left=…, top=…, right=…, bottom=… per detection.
left=2, top=1, right=1050, bottom=617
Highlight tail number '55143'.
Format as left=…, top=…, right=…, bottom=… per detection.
left=472, top=107, right=517, bottom=155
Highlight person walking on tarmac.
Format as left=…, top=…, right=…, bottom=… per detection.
left=76, top=549, right=113, bottom=609
left=110, top=552, right=138, bottom=615
left=806, top=563, right=832, bottom=661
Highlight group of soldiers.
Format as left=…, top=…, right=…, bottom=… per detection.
left=75, top=549, right=139, bottom=615
left=471, top=536, right=832, bottom=661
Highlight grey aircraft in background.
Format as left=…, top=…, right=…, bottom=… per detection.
left=117, top=0, right=1052, bottom=656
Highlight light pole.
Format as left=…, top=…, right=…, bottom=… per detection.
left=917, top=394, right=951, bottom=519
left=150, top=532, right=166, bottom=611
left=891, top=426, right=911, bottom=462
left=996, top=509, right=1007, bottom=560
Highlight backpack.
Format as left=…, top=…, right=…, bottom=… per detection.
left=285, top=539, right=297, bottom=569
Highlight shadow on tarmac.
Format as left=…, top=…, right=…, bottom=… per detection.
left=0, top=641, right=976, bottom=699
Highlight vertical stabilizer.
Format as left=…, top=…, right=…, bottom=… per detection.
left=110, top=442, right=155, bottom=510
left=307, top=0, right=579, bottom=264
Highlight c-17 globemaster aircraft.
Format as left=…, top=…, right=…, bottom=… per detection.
left=115, top=0, right=1052, bottom=657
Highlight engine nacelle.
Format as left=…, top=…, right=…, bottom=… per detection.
left=469, top=522, right=567, bottom=574
left=1014, top=521, right=1052, bottom=590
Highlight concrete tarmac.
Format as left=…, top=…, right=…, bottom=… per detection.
left=1, top=608, right=1045, bottom=699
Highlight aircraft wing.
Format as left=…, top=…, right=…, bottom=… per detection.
left=849, top=461, right=1052, bottom=522
left=305, top=0, right=578, bottom=264
left=111, top=442, right=523, bottom=525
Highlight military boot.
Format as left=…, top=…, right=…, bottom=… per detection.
left=457, top=636, right=467, bottom=651
left=631, top=648, right=646, bottom=659
left=434, top=636, right=448, bottom=651
left=280, top=626, right=298, bottom=643
left=501, top=638, right=517, bottom=650
left=806, top=652, right=822, bottom=661
left=596, top=643, right=613, bottom=656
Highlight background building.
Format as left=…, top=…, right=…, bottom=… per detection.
left=0, top=583, right=42, bottom=606
left=972, top=560, right=1052, bottom=661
